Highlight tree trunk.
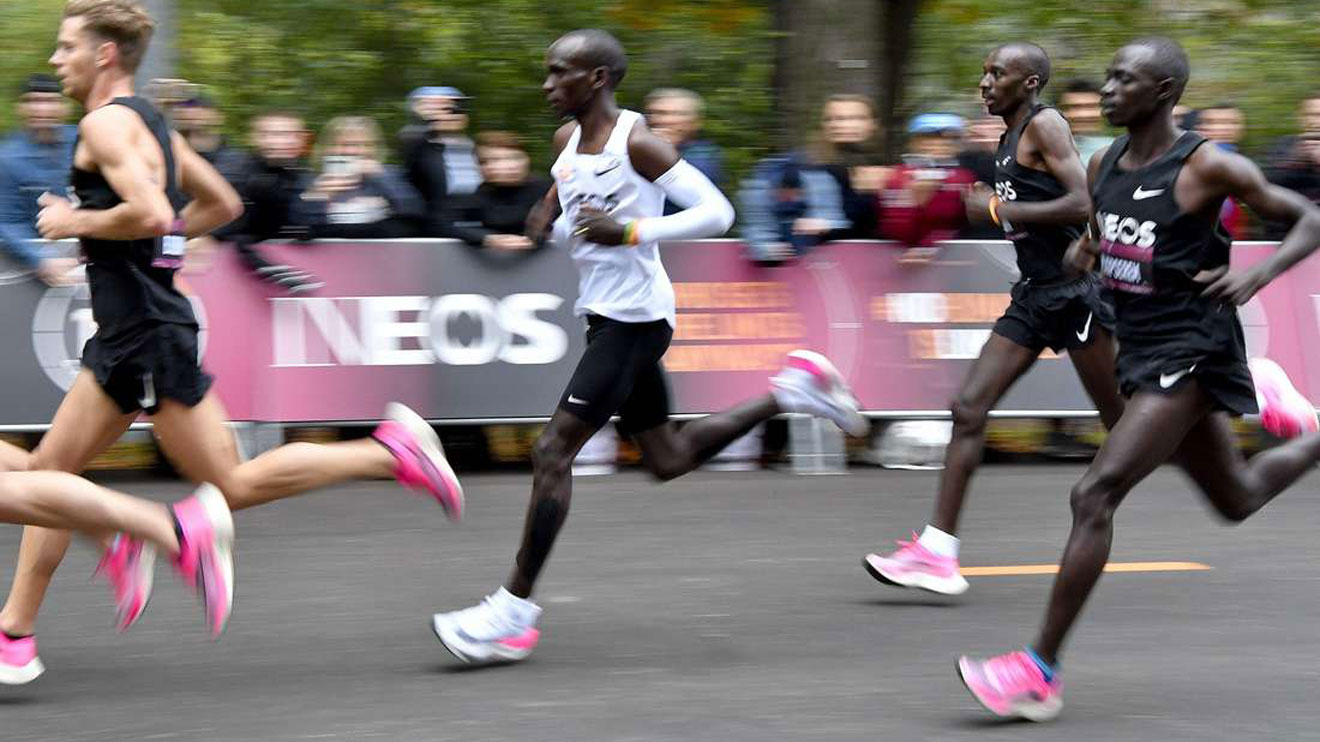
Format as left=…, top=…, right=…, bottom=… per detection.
left=774, top=0, right=921, bottom=159
left=137, top=0, right=177, bottom=87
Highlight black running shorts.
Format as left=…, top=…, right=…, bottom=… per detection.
left=1115, top=347, right=1257, bottom=416
left=558, top=315, right=674, bottom=434
left=992, top=273, right=1117, bottom=353
left=81, top=323, right=213, bottom=414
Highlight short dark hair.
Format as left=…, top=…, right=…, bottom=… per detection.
left=556, top=29, right=628, bottom=88
left=20, top=74, right=61, bottom=97
left=1201, top=102, right=1241, bottom=113
left=1063, top=79, right=1101, bottom=96
left=1128, top=36, right=1190, bottom=103
left=995, top=42, right=1051, bottom=91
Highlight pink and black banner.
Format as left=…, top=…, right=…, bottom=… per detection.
left=0, top=239, right=1306, bottom=425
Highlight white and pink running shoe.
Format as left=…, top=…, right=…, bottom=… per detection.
left=373, top=403, right=464, bottom=521
left=958, top=650, right=1063, bottom=722
left=1249, top=357, right=1319, bottom=439
left=0, top=633, right=43, bottom=685
left=171, top=484, right=235, bottom=638
left=863, top=533, right=969, bottom=595
left=770, top=350, right=869, bottom=436
left=95, top=534, right=157, bottom=632
left=431, top=593, right=542, bottom=664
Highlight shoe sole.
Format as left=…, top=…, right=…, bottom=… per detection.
left=194, top=483, right=235, bottom=637
left=119, top=542, right=157, bottom=632
left=386, top=403, right=464, bottom=521
left=863, top=555, right=968, bottom=595
left=785, top=350, right=869, bottom=437
left=956, top=658, right=1062, bottom=722
left=430, top=615, right=535, bottom=665
left=0, top=657, right=44, bottom=685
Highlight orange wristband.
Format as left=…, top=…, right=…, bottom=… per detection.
left=988, top=195, right=1002, bottom=226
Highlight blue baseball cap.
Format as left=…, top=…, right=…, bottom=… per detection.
left=409, top=86, right=467, bottom=102
left=908, top=113, right=966, bottom=136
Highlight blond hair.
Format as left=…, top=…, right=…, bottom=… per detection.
left=316, top=116, right=384, bottom=163
left=64, top=0, right=155, bottom=73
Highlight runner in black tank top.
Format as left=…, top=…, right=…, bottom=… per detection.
left=959, top=38, right=1320, bottom=722
left=3, top=1, right=468, bottom=679
left=73, top=96, right=211, bottom=414
left=865, top=43, right=1126, bottom=598
left=1093, top=131, right=1254, bottom=412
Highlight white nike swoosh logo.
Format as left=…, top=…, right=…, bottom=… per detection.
left=1076, top=312, right=1093, bottom=342
left=1158, top=364, right=1196, bottom=389
left=1133, top=186, right=1165, bottom=200
left=567, top=395, right=589, bottom=405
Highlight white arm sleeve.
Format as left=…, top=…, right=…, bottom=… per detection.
left=636, top=159, right=736, bottom=243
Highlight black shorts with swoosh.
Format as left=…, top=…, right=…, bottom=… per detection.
left=1115, top=345, right=1256, bottom=416
left=557, top=315, right=674, bottom=433
left=992, top=273, right=1116, bottom=353
left=81, top=323, right=213, bottom=414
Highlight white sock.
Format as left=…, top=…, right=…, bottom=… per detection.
left=492, top=587, right=542, bottom=628
left=918, top=525, right=959, bottom=559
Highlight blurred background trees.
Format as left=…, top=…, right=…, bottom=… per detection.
left=2, top=0, right=1317, bottom=176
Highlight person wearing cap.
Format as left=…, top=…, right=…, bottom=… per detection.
left=0, top=74, right=79, bottom=285
left=400, top=85, right=482, bottom=236
left=876, top=112, right=977, bottom=252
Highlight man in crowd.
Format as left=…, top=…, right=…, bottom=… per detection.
left=0, top=74, right=79, bottom=285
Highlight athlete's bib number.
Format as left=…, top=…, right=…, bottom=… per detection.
left=152, top=234, right=186, bottom=269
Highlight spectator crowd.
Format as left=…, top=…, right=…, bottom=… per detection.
left=3, top=71, right=1319, bottom=288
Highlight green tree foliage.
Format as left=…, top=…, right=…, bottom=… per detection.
left=909, top=0, right=1320, bottom=155
left=0, top=0, right=65, bottom=132
left=173, top=0, right=776, bottom=177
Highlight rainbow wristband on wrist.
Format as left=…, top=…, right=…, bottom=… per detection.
left=623, top=220, right=643, bottom=245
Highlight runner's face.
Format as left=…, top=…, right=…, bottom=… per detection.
left=1101, top=47, right=1163, bottom=127
left=980, top=49, right=1034, bottom=117
left=543, top=45, right=596, bottom=119
left=50, top=17, right=100, bottom=103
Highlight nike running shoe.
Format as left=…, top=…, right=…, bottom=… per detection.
left=431, top=595, right=541, bottom=664
left=770, top=350, right=869, bottom=436
left=0, top=633, right=43, bottom=685
left=95, top=534, right=157, bottom=632
left=373, top=403, right=464, bottom=521
left=171, top=484, right=235, bottom=638
left=1249, top=357, right=1319, bottom=439
left=864, top=533, right=969, bottom=595
left=958, top=650, right=1063, bottom=722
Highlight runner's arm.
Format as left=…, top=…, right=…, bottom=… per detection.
left=625, top=126, right=734, bottom=243
left=995, top=110, right=1090, bottom=226
left=173, top=132, right=244, bottom=238
left=1200, top=149, right=1320, bottom=304
left=46, top=107, right=177, bottom=240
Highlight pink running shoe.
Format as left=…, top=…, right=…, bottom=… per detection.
left=1249, top=357, right=1319, bottom=439
left=863, top=533, right=969, bottom=595
left=373, top=403, right=464, bottom=521
left=0, top=633, right=43, bottom=685
left=95, top=534, right=157, bottom=632
left=770, top=350, right=869, bottom=436
left=958, top=650, right=1063, bottom=722
left=171, top=484, right=235, bottom=638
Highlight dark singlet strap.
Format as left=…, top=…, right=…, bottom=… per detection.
left=107, top=96, right=182, bottom=209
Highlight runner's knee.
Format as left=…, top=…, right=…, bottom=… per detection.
left=949, top=396, right=991, bottom=434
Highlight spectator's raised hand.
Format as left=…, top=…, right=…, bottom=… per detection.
left=574, top=205, right=626, bottom=246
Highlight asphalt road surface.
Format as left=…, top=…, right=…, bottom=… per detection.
left=3, top=464, right=1318, bottom=741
